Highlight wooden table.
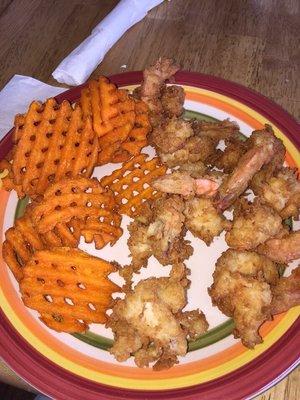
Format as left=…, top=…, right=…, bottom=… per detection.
left=0, top=0, right=299, bottom=399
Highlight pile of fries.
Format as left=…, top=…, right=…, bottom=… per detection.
left=0, top=75, right=159, bottom=333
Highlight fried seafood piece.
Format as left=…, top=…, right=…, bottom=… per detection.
left=150, top=117, right=193, bottom=154
left=209, top=249, right=279, bottom=348
left=251, top=167, right=300, bottom=219
left=271, top=266, right=300, bottom=314
left=257, top=231, right=300, bottom=264
left=225, top=200, right=284, bottom=250
left=160, top=85, right=185, bottom=117
left=152, top=171, right=223, bottom=197
left=209, top=136, right=248, bottom=173
left=216, top=125, right=285, bottom=211
left=191, top=119, right=240, bottom=143
left=128, top=195, right=193, bottom=270
left=184, top=198, right=231, bottom=245
left=140, top=58, right=180, bottom=113
left=178, top=161, right=207, bottom=178
left=108, top=264, right=208, bottom=370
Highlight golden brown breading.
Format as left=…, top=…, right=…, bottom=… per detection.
left=161, top=85, right=185, bottom=117
left=251, top=168, right=300, bottom=219
left=271, top=266, right=300, bottom=314
left=225, top=200, right=284, bottom=250
left=178, top=161, right=207, bottom=178
left=150, top=117, right=193, bottom=154
left=216, top=125, right=285, bottom=211
left=257, top=231, right=300, bottom=264
left=128, top=195, right=193, bottom=270
left=108, top=264, right=208, bottom=370
left=192, top=119, right=239, bottom=143
left=208, top=249, right=279, bottom=348
left=209, top=137, right=248, bottom=173
left=184, top=198, right=231, bottom=245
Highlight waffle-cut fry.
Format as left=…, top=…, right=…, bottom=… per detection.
left=113, top=100, right=151, bottom=162
left=7, top=98, right=98, bottom=198
left=31, top=177, right=123, bottom=249
left=20, top=248, right=119, bottom=333
left=0, top=168, right=9, bottom=190
left=100, top=154, right=167, bottom=217
left=0, top=156, right=24, bottom=196
left=80, top=77, right=135, bottom=138
left=2, top=207, right=81, bottom=282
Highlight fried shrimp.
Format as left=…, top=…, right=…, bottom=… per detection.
left=271, top=267, right=300, bottom=314
left=251, top=167, right=300, bottom=219
left=191, top=119, right=239, bottom=142
left=140, top=58, right=180, bottom=113
left=128, top=195, right=193, bottom=270
left=225, top=200, right=284, bottom=250
left=209, top=136, right=248, bottom=173
left=216, top=125, right=285, bottom=211
left=209, top=249, right=279, bottom=348
left=108, top=264, right=208, bottom=370
left=161, top=85, right=185, bottom=117
left=184, top=197, right=231, bottom=245
left=257, top=231, right=300, bottom=264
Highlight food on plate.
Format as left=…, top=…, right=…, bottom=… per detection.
left=184, top=197, right=231, bottom=245
left=100, top=153, right=167, bottom=217
left=0, top=168, right=9, bottom=189
left=216, top=125, right=285, bottom=211
left=257, top=231, right=300, bottom=263
left=31, top=177, right=122, bottom=249
left=1, top=58, right=299, bottom=365
left=128, top=195, right=193, bottom=271
left=1, top=99, right=98, bottom=198
left=152, top=170, right=222, bottom=197
left=209, top=135, right=248, bottom=173
left=208, top=249, right=280, bottom=348
left=139, top=58, right=181, bottom=114
left=225, top=199, right=285, bottom=250
left=251, top=167, right=300, bottom=219
left=80, top=76, right=151, bottom=165
left=20, top=248, right=119, bottom=333
left=108, top=263, right=208, bottom=370
left=2, top=206, right=82, bottom=282
left=271, top=266, right=300, bottom=314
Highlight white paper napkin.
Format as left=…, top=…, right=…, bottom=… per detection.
left=52, top=0, right=164, bottom=86
left=0, top=75, right=65, bottom=140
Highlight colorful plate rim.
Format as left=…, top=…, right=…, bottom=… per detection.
left=0, top=71, right=299, bottom=400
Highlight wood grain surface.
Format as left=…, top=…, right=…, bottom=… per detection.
left=0, top=0, right=299, bottom=399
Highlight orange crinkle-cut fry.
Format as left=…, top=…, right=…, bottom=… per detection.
left=20, top=248, right=119, bottom=333
left=100, top=154, right=167, bottom=217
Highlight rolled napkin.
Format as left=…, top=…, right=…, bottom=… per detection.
left=52, top=0, right=164, bottom=86
left=0, top=75, right=65, bottom=140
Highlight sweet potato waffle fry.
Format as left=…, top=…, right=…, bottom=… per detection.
left=31, top=177, right=122, bottom=249
left=5, top=98, right=98, bottom=198
left=80, top=78, right=136, bottom=137
left=80, top=77, right=150, bottom=165
left=20, top=248, right=119, bottom=332
left=2, top=206, right=82, bottom=282
left=112, top=100, right=151, bottom=163
left=100, top=154, right=167, bottom=217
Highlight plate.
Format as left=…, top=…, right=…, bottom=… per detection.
left=0, top=71, right=299, bottom=400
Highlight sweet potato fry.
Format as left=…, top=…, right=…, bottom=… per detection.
left=20, top=248, right=119, bottom=332
left=100, top=154, right=167, bottom=217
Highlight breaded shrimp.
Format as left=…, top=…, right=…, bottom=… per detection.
left=271, top=267, right=300, bottom=314
left=257, top=231, right=300, bottom=263
left=225, top=200, right=284, bottom=250
left=209, top=249, right=279, bottom=348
